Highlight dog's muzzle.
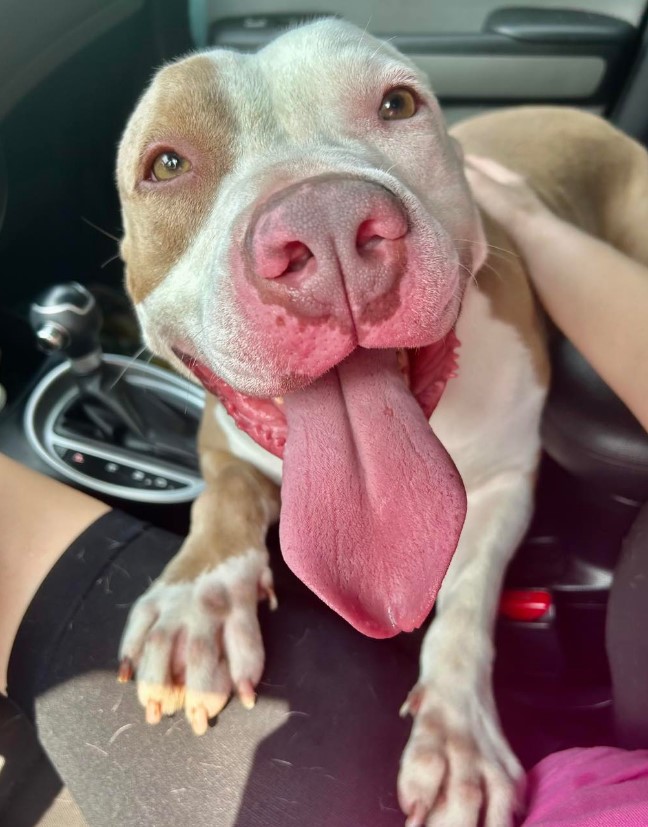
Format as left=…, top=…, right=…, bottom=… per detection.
left=225, top=174, right=460, bottom=391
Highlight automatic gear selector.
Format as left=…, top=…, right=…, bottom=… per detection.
left=30, top=281, right=103, bottom=369
left=25, top=282, right=205, bottom=502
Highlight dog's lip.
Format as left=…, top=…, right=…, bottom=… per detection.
left=172, top=346, right=296, bottom=396
left=172, top=346, right=200, bottom=371
left=172, top=342, right=408, bottom=400
left=172, top=335, right=459, bottom=461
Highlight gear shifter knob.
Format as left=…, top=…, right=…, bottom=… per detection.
left=30, top=282, right=103, bottom=373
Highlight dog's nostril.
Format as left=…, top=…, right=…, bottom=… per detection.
left=357, top=235, right=384, bottom=253
left=356, top=220, right=382, bottom=250
left=284, top=241, right=313, bottom=273
left=356, top=217, right=407, bottom=253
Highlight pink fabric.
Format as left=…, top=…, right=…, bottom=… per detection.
left=523, top=747, right=648, bottom=826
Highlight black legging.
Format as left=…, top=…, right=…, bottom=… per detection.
left=607, top=501, right=648, bottom=749
left=8, top=511, right=419, bottom=827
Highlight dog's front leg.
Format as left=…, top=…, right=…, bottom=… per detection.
left=118, top=399, right=279, bottom=734
left=398, top=472, right=531, bottom=827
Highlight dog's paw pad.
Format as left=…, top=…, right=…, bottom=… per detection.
left=118, top=548, right=274, bottom=732
left=398, top=684, right=524, bottom=827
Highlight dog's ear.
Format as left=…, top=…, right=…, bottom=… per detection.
left=449, top=135, right=464, bottom=163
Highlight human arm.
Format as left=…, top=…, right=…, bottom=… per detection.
left=465, top=154, right=648, bottom=431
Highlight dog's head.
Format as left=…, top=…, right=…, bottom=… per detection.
left=117, top=19, right=486, bottom=637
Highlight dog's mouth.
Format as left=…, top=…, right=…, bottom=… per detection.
left=177, top=337, right=466, bottom=638
left=179, top=338, right=459, bottom=457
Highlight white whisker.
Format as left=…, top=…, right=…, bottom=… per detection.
left=370, top=35, right=396, bottom=61
left=81, top=216, right=121, bottom=244
left=457, top=261, right=478, bottom=288
left=108, top=346, right=148, bottom=390
left=354, top=14, right=373, bottom=60
left=453, top=238, right=519, bottom=259
left=101, top=252, right=121, bottom=269
left=477, top=258, right=505, bottom=283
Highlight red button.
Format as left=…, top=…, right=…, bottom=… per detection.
left=499, top=589, right=552, bottom=622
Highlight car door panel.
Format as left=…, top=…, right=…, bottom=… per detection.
left=191, top=1, right=647, bottom=125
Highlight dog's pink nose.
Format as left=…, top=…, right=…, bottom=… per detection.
left=248, top=178, right=408, bottom=290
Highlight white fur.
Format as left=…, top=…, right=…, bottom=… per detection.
left=212, top=284, right=545, bottom=826
left=120, top=19, right=547, bottom=826
left=395, top=286, right=545, bottom=825
left=135, top=20, right=484, bottom=398
left=120, top=548, right=272, bottom=694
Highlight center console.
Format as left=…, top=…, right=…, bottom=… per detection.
left=1, top=282, right=204, bottom=521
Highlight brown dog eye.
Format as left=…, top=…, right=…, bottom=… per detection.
left=379, top=88, right=417, bottom=120
left=151, top=151, right=191, bottom=181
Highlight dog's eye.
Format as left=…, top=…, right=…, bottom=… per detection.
left=379, top=88, right=418, bottom=120
left=150, top=151, right=192, bottom=181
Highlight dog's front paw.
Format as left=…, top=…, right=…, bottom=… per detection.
left=118, top=548, right=276, bottom=734
left=398, top=682, right=524, bottom=827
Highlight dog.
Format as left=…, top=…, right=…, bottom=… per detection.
left=115, top=18, right=648, bottom=826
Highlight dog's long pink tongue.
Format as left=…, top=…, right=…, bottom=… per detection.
left=281, top=347, right=466, bottom=638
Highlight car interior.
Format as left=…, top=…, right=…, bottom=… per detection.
left=1, top=1, right=647, bottom=824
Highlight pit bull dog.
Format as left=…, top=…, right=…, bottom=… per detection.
left=115, top=18, right=648, bottom=827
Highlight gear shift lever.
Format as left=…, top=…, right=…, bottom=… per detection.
left=30, top=282, right=149, bottom=439
left=28, top=282, right=199, bottom=468
left=30, top=282, right=103, bottom=373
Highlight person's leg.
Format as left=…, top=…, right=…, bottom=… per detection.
left=1, top=458, right=419, bottom=827
left=606, top=501, right=648, bottom=748
left=0, top=453, right=110, bottom=692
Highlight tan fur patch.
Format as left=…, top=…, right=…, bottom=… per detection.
left=450, top=108, right=621, bottom=388
left=603, top=137, right=648, bottom=265
left=451, top=105, right=648, bottom=393
left=475, top=213, right=550, bottom=387
left=160, top=394, right=280, bottom=584
left=451, top=107, right=648, bottom=387
left=452, top=107, right=622, bottom=235
left=117, top=56, right=237, bottom=304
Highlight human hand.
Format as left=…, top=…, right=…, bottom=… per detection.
left=464, top=154, right=550, bottom=238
